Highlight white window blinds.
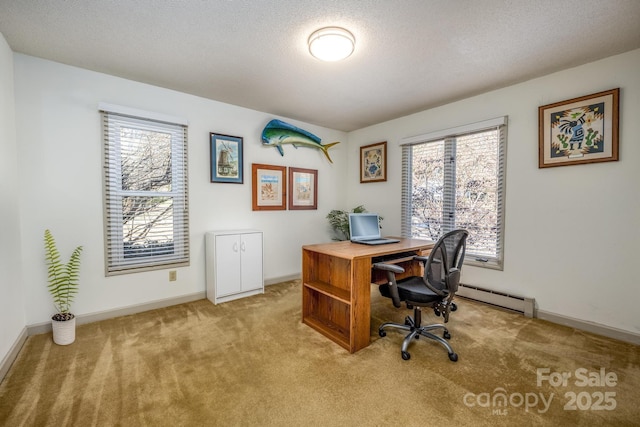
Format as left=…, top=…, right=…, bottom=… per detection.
left=100, top=105, right=189, bottom=274
left=400, top=117, right=507, bottom=269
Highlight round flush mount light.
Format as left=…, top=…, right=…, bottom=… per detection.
left=308, top=27, right=355, bottom=62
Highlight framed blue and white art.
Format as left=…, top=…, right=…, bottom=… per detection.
left=360, top=141, right=387, bottom=183
left=210, top=133, right=243, bottom=183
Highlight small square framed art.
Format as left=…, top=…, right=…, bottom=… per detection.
left=210, top=133, right=243, bottom=183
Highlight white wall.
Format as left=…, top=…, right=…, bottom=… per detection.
left=14, top=54, right=348, bottom=326
left=347, top=49, right=640, bottom=335
left=0, top=34, right=26, bottom=360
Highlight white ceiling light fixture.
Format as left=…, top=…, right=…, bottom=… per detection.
left=308, top=27, right=355, bottom=62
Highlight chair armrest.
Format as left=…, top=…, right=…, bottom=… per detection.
left=372, top=262, right=404, bottom=308
left=414, top=255, right=429, bottom=263
left=372, top=262, right=405, bottom=274
left=416, top=255, right=440, bottom=268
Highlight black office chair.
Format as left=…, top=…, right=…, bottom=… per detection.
left=373, top=229, right=468, bottom=361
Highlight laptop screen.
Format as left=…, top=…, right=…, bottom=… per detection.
left=349, top=213, right=381, bottom=241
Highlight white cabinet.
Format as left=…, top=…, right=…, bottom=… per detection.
left=206, top=230, right=264, bottom=304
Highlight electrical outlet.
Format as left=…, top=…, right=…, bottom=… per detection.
left=169, top=270, right=177, bottom=281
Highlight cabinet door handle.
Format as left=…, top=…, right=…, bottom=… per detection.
left=233, top=242, right=238, bottom=252
left=241, top=241, right=246, bottom=252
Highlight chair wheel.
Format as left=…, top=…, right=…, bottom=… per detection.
left=448, top=352, right=458, bottom=362
left=443, top=331, right=451, bottom=340
left=401, top=351, right=411, bottom=360
left=379, top=329, right=386, bottom=337
left=404, top=317, right=412, bottom=326
left=451, top=302, right=458, bottom=312
left=434, top=309, right=440, bottom=317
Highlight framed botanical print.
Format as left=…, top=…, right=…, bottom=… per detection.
left=210, top=133, right=243, bottom=183
left=252, top=163, right=286, bottom=210
left=360, top=141, right=387, bottom=182
left=538, top=88, right=619, bottom=168
left=288, top=167, right=317, bottom=210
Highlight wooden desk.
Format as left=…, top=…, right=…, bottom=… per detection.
left=302, top=238, right=435, bottom=353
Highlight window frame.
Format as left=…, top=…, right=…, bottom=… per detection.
left=400, top=116, right=507, bottom=270
left=100, top=103, right=190, bottom=275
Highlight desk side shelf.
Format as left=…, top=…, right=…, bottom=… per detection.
left=302, top=248, right=353, bottom=351
left=302, top=313, right=350, bottom=350
left=302, top=282, right=352, bottom=350
left=303, top=280, right=351, bottom=305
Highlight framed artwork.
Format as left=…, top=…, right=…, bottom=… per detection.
left=210, top=133, right=243, bottom=183
left=288, top=167, right=317, bottom=210
left=538, top=88, right=619, bottom=168
left=252, top=163, right=286, bottom=210
left=360, top=141, right=387, bottom=182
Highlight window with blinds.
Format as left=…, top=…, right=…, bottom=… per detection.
left=400, top=117, right=507, bottom=269
left=100, top=104, right=189, bottom=274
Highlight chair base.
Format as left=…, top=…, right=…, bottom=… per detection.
left=379, top=307, right=458, bottom=362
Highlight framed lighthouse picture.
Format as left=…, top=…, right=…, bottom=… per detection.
left=538, top=88, right=619, bottom=168
left=210, top=133, right=244, bottom=183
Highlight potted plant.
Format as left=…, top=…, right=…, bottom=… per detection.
left=44, top=229, right=83, bottom=345
left=326, top=205, right=383, bottom=240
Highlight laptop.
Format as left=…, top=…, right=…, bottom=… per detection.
left=348, top=213, right=400, bottom=245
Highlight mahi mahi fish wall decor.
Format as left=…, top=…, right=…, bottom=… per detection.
left=261, top=119, right=340, bottom=163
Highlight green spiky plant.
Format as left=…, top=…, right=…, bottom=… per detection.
left=44, top=229, right=83, bottom=321
left=326, top=205, right=383, bottom=240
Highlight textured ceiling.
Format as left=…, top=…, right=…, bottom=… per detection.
left=1, top=0, right=639, bottom=131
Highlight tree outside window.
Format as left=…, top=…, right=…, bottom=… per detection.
left=402, top=124, right=506, bottom=269
left=102, top=109, right=189, bottom=274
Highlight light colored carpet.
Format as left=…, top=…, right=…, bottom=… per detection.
left=1, top=280, right=638, bottom=426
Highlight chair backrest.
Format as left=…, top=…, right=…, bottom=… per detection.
left=423, top=229, right=469, bottom=297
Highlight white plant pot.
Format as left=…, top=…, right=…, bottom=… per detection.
left=52, top=316, right=76, bottom=345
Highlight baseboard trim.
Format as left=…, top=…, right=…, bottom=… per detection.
left=25, top=280, right=300, bottom=337
left=24, top=281, right=299, bottom=337
left=0, top=327, right=27, bottom=384
left=537, top=310, right=640, bottom=345
left=265, top=274, right=300, bottom=286
left=26, top=291, right=207, bottom=336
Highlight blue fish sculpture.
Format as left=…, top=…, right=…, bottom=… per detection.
left=261, top=119, right=340, bottom=163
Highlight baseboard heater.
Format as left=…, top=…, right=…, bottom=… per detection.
left=457, top=284, right=535, bottom=318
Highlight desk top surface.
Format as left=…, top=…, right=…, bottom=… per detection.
left=302, top=237, right=435, bottom=260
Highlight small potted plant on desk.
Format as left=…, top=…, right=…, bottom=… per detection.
left=326, top=205, right=383, bottom=241
left=44, top=229, right=83, bottom=345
